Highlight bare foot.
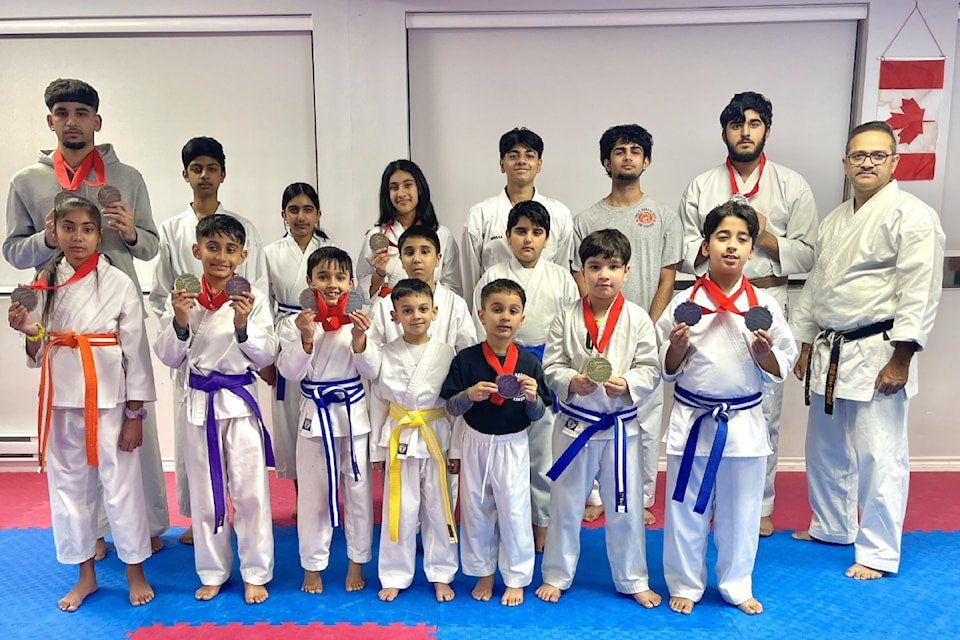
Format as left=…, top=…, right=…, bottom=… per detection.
left=434, top=582, right=455, bottom=602
left=644, top=509, right=656, bottom=526
left=792, top=529, right=816, bottom=541
left=194, top=584, right=221, bottom=601
left=533, top=525, right=547, bottom=553
left=94, top=538, right=108, bottom=561
left=845, top=563, right=884, bottom=580
left=179, top=526, right=194, bottom=545
left=759, top=516, right=774, bottom=537
left=631, top=589, right=662, bottom=608
left=58, top=560, right=97, bottom=612
left=150, top=536, right=164, bottom=553
left=669, top=596, right=695, bottom=614
left=125, top=564, right=154, bottom=606
left=471, top=575, right=494, bottom=602
left=737, top=597, right=763, bottom=614
left=378, top=587, right=400, bottom=602
left=244, top=582, right=269, bottom=604
left=301, top=570, right=323, bottom=594
left=501, top=586, right=524, bottom=606
left=345, top=560, right=365, bottom=592
left=534, top=582, right=562, bottom=603
left=583, top=504, right=604, bottom=523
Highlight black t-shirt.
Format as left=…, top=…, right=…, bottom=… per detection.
left=440, top=342, right=552, bottom=435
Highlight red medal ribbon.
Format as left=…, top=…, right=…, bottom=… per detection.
left=689, top=275, right=758, bottom=316
left=582, top=292, right=625, bottom=355
left=482, top=341, right=519, bottom=406
left=313, top=290, right=352, bottom=331
left=52, top=148, right=105, bottom=191
left=725, top=152, right=766, bottom=199
left=197, top=276, right=230, bottom=311
left=30, top=252, right=100, bottom=290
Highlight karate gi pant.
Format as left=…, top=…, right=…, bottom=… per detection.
left=183, top=412, right=274, bottom=586
left=378, top=456, right=458, bottom=589
left=172, top=381, right=191, bottom=517
left=663, top=454, right=765, bottom=605
left=804, top=392, right=909, bottom=573
left=460, top=426, right=534, bottom=587
left=297, top=433, right=373, bottom=571
left=638, top=385, right=664, bottom=509
left=761, top=284, right=788, bottom=518
left=541, top=430, right=650, bottom=594
left=269, top=377, right=300, bottom=480
left=528, top=405, right=555, bottom=527
left=47, top=406, right=151, bottom=565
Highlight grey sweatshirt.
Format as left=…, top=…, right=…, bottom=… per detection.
left=3, top=143, right=159, bottom=292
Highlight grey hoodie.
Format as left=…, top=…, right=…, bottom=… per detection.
left=3, top=143, right=159, bottom=293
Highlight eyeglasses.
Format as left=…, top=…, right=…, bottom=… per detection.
left=846, top=151, right=893, bottom=166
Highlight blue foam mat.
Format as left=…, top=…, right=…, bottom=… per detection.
left=1, top=525, right=958, bottom=639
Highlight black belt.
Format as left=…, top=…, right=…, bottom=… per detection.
left=805, top=319, right=894, bottom=415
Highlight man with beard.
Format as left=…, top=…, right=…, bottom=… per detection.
left=570, top=124, right=682, bottom=527
left=678, top=91, right=817, bottom=537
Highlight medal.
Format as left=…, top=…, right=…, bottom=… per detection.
left=173, top=273, right=202, bottom=294
left=369, top=232, right=390, bottom=252
left=726, top=152, right=766, bottom=199
left=97, top=185, right=122, bottom=207
left=10, top=285, right=39, bottom=311
left=299, top=288, right=318, bottom=311
left=482, top=342, right=519, bottom=406
left=344, top=290, right=364, bottom=314
left=744, top=306, right=773, bottom=332
left=225, top=276, right=251, bottom=297
left=674, top=301, right=702, bottom=326
left=584, top=356, right=613, bottom=383
left=495, top=374, right=522, bottom=399
left=581, top=293, right=624, bottom=383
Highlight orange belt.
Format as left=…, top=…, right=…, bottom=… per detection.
left=37, top=332, right=118, bottom=471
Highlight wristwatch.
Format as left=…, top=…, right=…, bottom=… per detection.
left=123, top=406, right=148, bottom=420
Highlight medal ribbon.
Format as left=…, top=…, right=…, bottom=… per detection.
left=481, top=341, right=519, bottom=406
left=197, top=276, right=230, bottom=311
left=312, top=290, right=352, bottom=331
left=52, top=148, right=105, bottom=191
left=725, top=152, right=766, bottom=199
left=689, top=275, right=759, bottom=316
left=582, top=292, right=625, bottom=355
left=30, top=252, right=100, bottom=290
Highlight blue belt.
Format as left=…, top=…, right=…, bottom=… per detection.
left=547, top=401, right=638, bottom=513
left=188, top=371, right=276, bottom=534
left=300, top=375, right=365, bottom=528
left=521, top=343, right=545, bottom=362
left=671, top=385, right=763, bottom=514
left=273, top=302, right=303, bottom=401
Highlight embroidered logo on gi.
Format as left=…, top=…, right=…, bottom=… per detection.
left=489, top=234, right=504, bottom=241
left=635, top=209, right=656, bottom=226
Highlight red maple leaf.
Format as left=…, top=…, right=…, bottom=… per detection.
left=886, top=98, right=926, bottom=144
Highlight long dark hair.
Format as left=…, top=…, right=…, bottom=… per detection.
left=281, top=182, right=329, bottom=241
left=376, top=159, right=439, bottom=231
left=39, top=196, right=103, bottom=326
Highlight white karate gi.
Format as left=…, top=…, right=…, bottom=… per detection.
left=541, top=298, right=659, bottom=594
left=155, top=286, right=278, bottom=587
left=29, top=258, right=155, bottom=566
left=657, top=279, right=797, bottom=605
left=791, top=181, right=943, bottom=573
left=354, top=337, right=459, bottom=589
left=679, top=158, right=817, bottom=516
left=356, top=221, right=462, bottom=303
left=461, top=189, right=573, bottom=305
left=276, top=319, right=373, bottom=571
left=263, top=233, right=330, bottom=480
left=473, top=257, right=579, bottom=526
left=150, top=204, right=268, bottom=516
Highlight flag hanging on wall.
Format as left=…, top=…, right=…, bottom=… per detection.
left=876, top=58, right=945, bottom=181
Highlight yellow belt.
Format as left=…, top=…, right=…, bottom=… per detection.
left=386, top=403, right=457, bottom=544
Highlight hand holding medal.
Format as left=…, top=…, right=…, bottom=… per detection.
left=8, top=287, right=40, bottom=337
left=746, top=305, right=775, bottom=358
left=98, top=185, right=136, bottom=244
left=226, top=276, right=253, bottom=328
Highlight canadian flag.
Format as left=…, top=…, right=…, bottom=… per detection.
left=877, top=58, right=944, bottom=180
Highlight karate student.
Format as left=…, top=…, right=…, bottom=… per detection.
left=659, top=200, right=797, bottom=616
left=155, top=214, right=278, bottom=604
left=461, top=127, right=573, bottom=303
left=679, top=91, right=817, bottom=536
left=8, top=196, right=155, bottom=611
left=571, top=124, right=682, bottom=526
left=535, top=229, right=661, bottom=607
left=150, top=136, right=268, bottom=545
left=276, top=245, right=372, bottom=594
left=472, top=201, right=579, bottom=552
left=4, top=77, right=168, bottom=556
left=791, top=121, right=944, bottom=580
left=442, top=279, right=552, bottom=606
left=354, top=278, right=459, bottom=603
left=262, top=183, right=332, bottom=513
left=357, top=159, right=462, bottom=302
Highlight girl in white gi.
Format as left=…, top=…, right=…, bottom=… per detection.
left=353, top=279, right=459, bottom=603
left=155, top=214, right=278, bottom=605
left=276, top=246, right=373, bottom=594
left=8, top=196, right=155, bottom=611
left=262, top=183, right=332, bottom=512
left=535, top=229, right=661, bottom=608
left=357, top=159, right=462, bottom=302
left=659, top=200, right=797, bottom=616
left=471, top=201, right=579, bottom=553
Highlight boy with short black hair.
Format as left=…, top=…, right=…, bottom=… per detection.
left=442, top=278, right=552, bottom=606
left=536, top=229, right=661, bottom=607
left=155, top=213, right=278, bottom=605
left=658, top=199, right=796, bottom=616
